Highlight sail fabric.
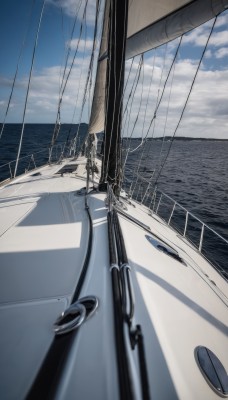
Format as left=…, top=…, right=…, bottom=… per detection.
left=88, top=0, right=109, bottom=134
left=127, top=0, right=192, bottom=38
left=89, top=0, right=228, bottom=134
left=126, top=0, right=228, bottom=59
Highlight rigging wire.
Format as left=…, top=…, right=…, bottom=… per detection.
left=122, top=57, right=135, bottom=124
left=122, top=56, right=143, bottom=152
left=121, top=50, right=156, bottom=189
left=126, top=37, right=183, bottom=198
left=71, top=0, right=101, bottom=157
left=134, top=36, right=182, bottom=155
left=155, top=57, right=177, bottom=174
left=124, top=36, right=182, bottom=194
left=49, top=0, right=84, bottom=158
left=59, top=0, right=83, bottom=97
left=14, top=0, right=46, bottom=178
left=154, top=17, right=218, bottom=186
left=137, top=46, right=167, bottom=152
left=0, top=0, right=36, bottom=140
left=130, top=43, right=169, bottom=196
left=127, top=54, right=145, bottom=150
left=129, top=49, right=157, bottom=153
left=65, top=25, right=88, bottom=148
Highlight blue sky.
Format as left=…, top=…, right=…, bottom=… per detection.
left=0, top=0, right=99, bottom=125
left=1, top=1, right=64, bottom=76
left=0, top=0, right=228, bottom=139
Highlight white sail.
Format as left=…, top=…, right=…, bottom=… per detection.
left=126, top=0, right=228, bottom=58
left=89, top=0, right=228, bottom=134
left=88, top=0, right=110, bottom=134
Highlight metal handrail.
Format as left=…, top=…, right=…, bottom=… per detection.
left=125, top=174, right=228, bottom=278
left=152, top=190, right=228, bottom=247
left=0, top=142, right=66, bottom=182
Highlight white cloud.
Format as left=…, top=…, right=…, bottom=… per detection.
left=205, top=49, right=212, bottom=59
left=214, top=12, right=228, bottom=28
left=67, top=38, right=94, bottom=52
left=0, top=7, right=227, bottom=139
left=183, top=16, right=228, bottom=48
left=215, top=47, right=228, bottom=59
left=122, top=54, right=228, bottom=139
left=47, top=0, right=100, bottom=25
left=1, top=52, right=96, bottom=123
left=209, top=30, right=228, bottom=47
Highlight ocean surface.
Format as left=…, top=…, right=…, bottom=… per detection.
left=0, top=124, right=227, bottom=276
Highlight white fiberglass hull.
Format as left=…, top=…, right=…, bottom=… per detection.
left=0, top=157, right=227, bottom=399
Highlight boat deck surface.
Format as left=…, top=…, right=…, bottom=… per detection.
left=0, top=157, right=227, bottom=399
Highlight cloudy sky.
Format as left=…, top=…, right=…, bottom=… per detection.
left=0, top=0, right=228, bottom=139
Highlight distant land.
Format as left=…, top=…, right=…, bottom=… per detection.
left=123, top=136, right=228, bottom=141
left=0, top=124, right=227, bottom=141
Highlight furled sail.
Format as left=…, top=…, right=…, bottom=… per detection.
left=88, top=0, right=110, bottom=134
left=89, top=0, right=228, bottom=134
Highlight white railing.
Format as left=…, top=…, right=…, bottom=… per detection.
left=153, top=190, right=227, bottom=244
left=124, top=175, right=228, bottom=280
left=151, top=189, right=228, bottom=279
left=0, top=143, right=65, bottom=184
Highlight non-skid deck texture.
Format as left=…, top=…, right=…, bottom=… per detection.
left=118, top=199, right=228, bottom=400
left=0, top=158, right=110, bottom=399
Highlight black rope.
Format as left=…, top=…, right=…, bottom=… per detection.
left=113, top=209, right=128, bottom=265
left=107, top=211, right=134, bottom=400
left=107, top=211, right=118, bottom=265
left=72, top=194, right=93, bottom=302
left=135, top=325, right=151, bottom=400
left=26, top=333, right=76, bottom=400
left=110, top=208, right=150, bottom=399
left=26, top=191, right=93, bottom=399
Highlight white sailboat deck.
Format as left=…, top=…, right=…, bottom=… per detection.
left=0, top=157, right=227, bottom=399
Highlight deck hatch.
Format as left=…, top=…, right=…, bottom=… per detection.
left=196, top=346, right=228, bottom=396
left=56, top=164, right=78, bottom=174
left=145, top=235, right=186, bottom=265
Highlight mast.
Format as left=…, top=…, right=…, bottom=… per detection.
left=100, top=0, right=128, bottom=194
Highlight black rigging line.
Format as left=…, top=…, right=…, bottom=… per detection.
left=125, top=37, right=182, bottom=199
left=0, top=0, right=36, bottom=140
left=123, top=56, right=143, bottom=149
left=72, top=0, right=101, bottom=156
left=65, top=28, right=88, bottom=147
left=109, top=208, right=150, bottom=400
left=59, top=0, right=83, bottom=97
left=49, top=0, right=84, bottom=153
left=14, top=0, right=46, bottom=178
left=131, top=36, right=182, bottom=169
left=128, top=54, right=145, bottom=146
left=154, top=17, right=218, bottom=186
